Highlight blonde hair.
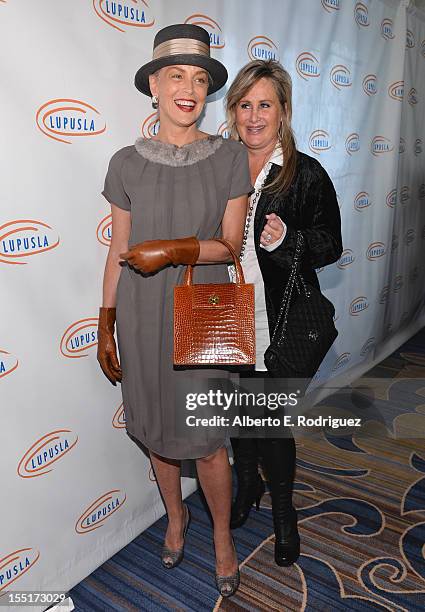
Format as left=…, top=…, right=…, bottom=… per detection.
left=225, top=60, right=297, bottom=195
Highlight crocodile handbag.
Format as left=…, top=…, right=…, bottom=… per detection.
left=264, top=231, right=338, bottom=378
left=174, top=239, right=255, bottom=366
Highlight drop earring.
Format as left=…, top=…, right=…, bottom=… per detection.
left=151, top=95, right=159, bottom=109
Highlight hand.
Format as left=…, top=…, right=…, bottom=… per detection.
left=97, top=307, right=122, bottom=385
left=120, top=236, right=199, bottom=274
left=260, top=213, right=284, bottom=247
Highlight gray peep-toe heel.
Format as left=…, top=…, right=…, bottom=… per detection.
left=161, top=504, right=190, bottom=569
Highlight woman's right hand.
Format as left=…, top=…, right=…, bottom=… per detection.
left=97, top=307, right=122, bottom=385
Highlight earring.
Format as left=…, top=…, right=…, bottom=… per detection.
left=151, top=95, right=159, bottom=109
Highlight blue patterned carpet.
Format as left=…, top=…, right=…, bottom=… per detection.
left=70, top=329, right=425, bottom=611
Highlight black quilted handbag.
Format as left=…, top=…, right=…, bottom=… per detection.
left=264, top=231, right=338, bottom=378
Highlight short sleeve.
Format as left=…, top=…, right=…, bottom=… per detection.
left=228, top=145, right=253, bottom=200
left=102, top=149, right=131, bottom=211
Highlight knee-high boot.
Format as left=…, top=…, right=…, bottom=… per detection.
left=230, top=437, right=265, bottom=529
left=258, top=436, right=300, bottom=566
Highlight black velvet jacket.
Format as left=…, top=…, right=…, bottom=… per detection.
left=254, top=151, right=343, bottom=334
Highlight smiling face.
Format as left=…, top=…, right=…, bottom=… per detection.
left=235, top=77, right=284, bottom=155
left=149, top=65, right=209, bottom=130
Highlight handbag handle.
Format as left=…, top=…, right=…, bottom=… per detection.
left=182, top=238, right=246, bottom=285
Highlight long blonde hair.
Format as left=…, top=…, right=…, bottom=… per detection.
left=225, top=60, right=297, bottom=195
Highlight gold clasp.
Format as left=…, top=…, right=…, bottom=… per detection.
left=208, top=294, right=220, bottom=305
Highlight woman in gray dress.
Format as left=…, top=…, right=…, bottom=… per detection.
left=97, top=24, right=252, bottom=598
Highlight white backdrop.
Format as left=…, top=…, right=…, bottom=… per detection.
left=1, top=0, right=425, bottom=606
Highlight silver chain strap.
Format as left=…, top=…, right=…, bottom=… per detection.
left=239, top=175, right=268, bottom=261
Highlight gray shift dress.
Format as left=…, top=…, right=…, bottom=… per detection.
left=102, top=135, right=252, bottom=460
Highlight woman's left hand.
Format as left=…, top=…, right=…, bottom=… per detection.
left=260, top=213, right=284, bottom=247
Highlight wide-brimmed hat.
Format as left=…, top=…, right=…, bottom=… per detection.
left=134, top=23, right=228, bottom=96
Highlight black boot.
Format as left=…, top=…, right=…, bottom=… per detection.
left=230, top=438, right=265, bottom=529
left=259, top=436, right=300, bottom=566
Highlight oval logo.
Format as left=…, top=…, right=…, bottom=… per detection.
left=93, top=0, right=155, bottom=32
left=404, top=229, right=415, bottom=246
left=350, top=296, right=369, bottom=316
left=366, top=241, right=386, bottom=260
left=419, top=183, right=425, bottom=200
left=321, top=0, right=340, bottom=12
left=406, top=29, right=415, bottom=48
left=330, top=64, right=352, bottom=89
left=388, top=81, right=404, bottom=101
left=346, top=133, right=360, bottom=155
left=415, top=138, right=423, bottom=156
left=381, top=18, right=394, bottom=40
left=0, top=549, right=40, bottom=592
left=97, top=213, right=112, bottom=246
left=399, top=137, right=406, bottom=154
left=112, top=402, right=126, bottom=429
left=363, top=74, right=377, bottom=96
left=17, top=429, right=78, bottom=478
left=36, top=99, right=106, bottom=144
left=354, top=191, right=371, bottom=211
left=391, top=234, right=399, bottom=252
left=408, top=88, right=418, bottom=106
left=354, top=2, right=369, bottom=27
left=217, top=121, right=230, bottom=139
left=75, top=489, right=127, bottom=533
left=296, top=52, right=320, bottom=80
left=386, top=189, right=397, bottom=208
left=361, top=337, right=375, bottom=357
left=184, top=14, right=224, bottom=48
left=0, top=349, right=19, bottom=380
left=141, top=111, right=159, bottom=138
left=0, top=220, right=60, bottom=265
left=332, top=352, right=351, bottom=371
left=393, top=274, right=403, bottom=292
left=379, top=285, right=389, bottom=304
left=247, top=36, right=279, bottom=61
left=60, top=318, right=99, bottom=358
left=337, top=249, right=355, bottom=269
left=400, top=186, right=410, bottom=202
left=371, top=136, right=393, bottom=156
left=309, top=130, right=331, bottom=154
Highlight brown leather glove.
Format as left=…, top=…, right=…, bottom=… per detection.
left=120, top=236, right=200, bottom=274
left=97, top=307, right=122, bottom=385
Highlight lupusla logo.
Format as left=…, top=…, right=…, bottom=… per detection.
left=399, top=137, right=406, bottom=154
left=97, top=213, right=112, bottom=246
left=361, top=337, right=375, bottom=357
left=60, top=318, right=99, bottom=358
left=363, top=74, right=377, bottom=96
left=350, top=296, right=369, bottom=316
left=400, top=186, right=410, bottom=202
left=406, top=29, right=415, bottom=48
left=217, top=121, right=230, bottom=139
left=381, top=18, right=394, bottom=40
left=321, top=0, right=340, bottom=12
left=391, top=233, right=399, bottom=252
left=388, top=81, right=404, bottom=101
left=354, top=191, right=371, bottom=211
left=17, top=430, right=78, bottom=478
left=93, top=1, right=155, bottom=32
left=330, top=64, right=352, bottom=89
left=354, top=2, right=369, bottom=27
left=393, top=274, right=403, bottom=292
left=404, top=229, right=415, bottom=246
left=75, top=490, right=126, bottom=533
left=386, top=188, right=397, bottom=208
left=184, top=15, right=224, bottom=48
left=0, top=349, right=18, bottom=380
left=371, top=136, right=393, bottom=156
left=419, top=183, right=425, bottom=200
left=346, top=133, right=360, bottom=155
left=366, top=241, right=386, bottom=260
left=332, top=352, right=351, bottom=371
left=0, top=220, right=60, bottom=265
left=36, top=99, right=106, bottom=144
left=247, top=36, right=279, bottom=61
left=309, top=130, right=331, bottom=154
left=0, top=549, right=40, bottom=592
left=295, top=52, right=320, bottom=81
left=141, top=112, right=159, bottom=138
left=415, top=138, right=423, bottom=155
left=408, top=88, right=418, bottom=106
left=337, top=249, right=355, bottom=269
left=112, top=402, right=126, bottom=428
left=379, top=285, right=389, bottom=303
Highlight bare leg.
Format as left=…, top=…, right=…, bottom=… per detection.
left=196, top=446, right=238, bottom=576
left=150, top=452, right=185, bottom=556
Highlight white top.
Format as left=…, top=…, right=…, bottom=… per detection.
left=241, top=146, right=285, bottom=370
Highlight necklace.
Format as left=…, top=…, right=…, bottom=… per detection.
left=239, top=163, right=272, bottom=261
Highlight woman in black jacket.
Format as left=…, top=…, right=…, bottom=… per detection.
left=225, top=60, right=343, bottom=566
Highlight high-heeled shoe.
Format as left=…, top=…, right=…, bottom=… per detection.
left=230, top=472, right=265, bottom=529
left=274, top=508, right=300, bottom=567
left=161, top=503, right=190, bottom=569
left=215, top=538, right=240, bottom=598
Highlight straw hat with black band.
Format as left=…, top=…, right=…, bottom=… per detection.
left=134, top=23, right=228, bottom=97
